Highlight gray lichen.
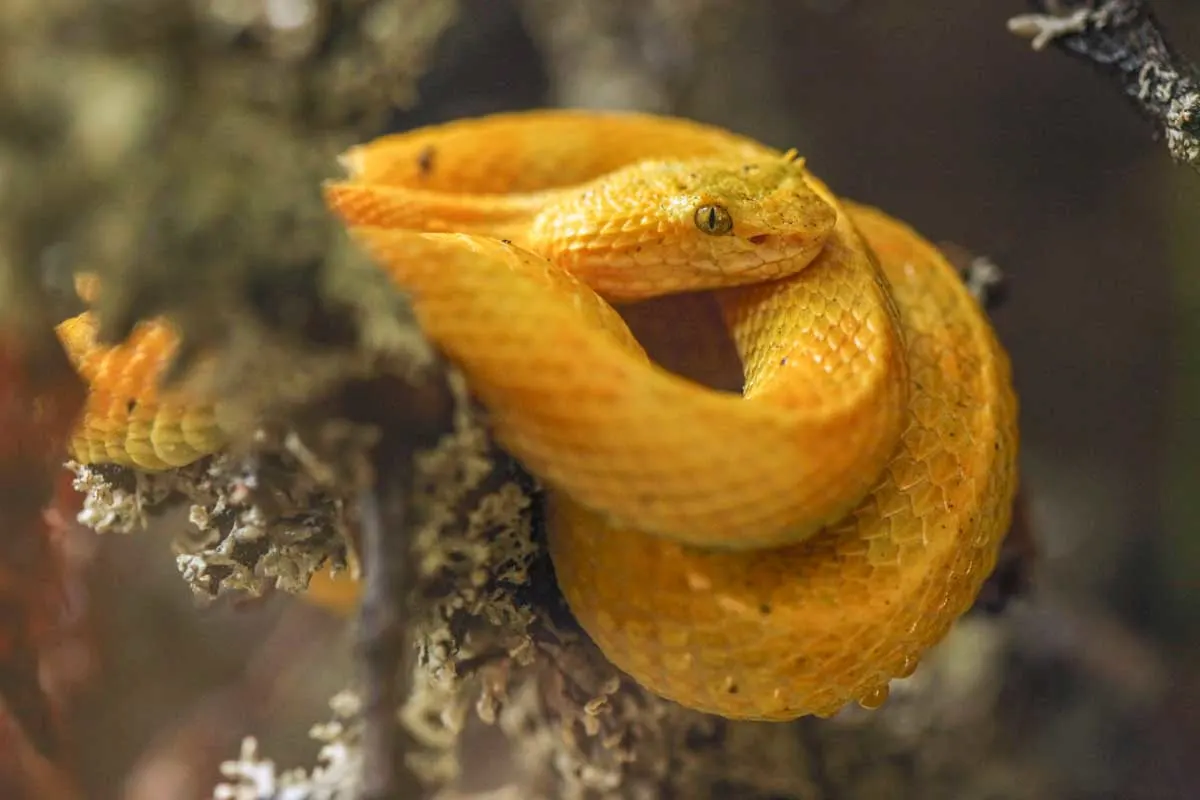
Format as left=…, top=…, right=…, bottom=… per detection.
left=1008, top=5, right=1094, bottom=52
left=71, top=423, right=359, bottom=601
left=214, top=692, right=365, bottom=800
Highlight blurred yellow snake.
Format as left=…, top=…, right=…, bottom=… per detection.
left=55, top=110, right=1018, bottom=720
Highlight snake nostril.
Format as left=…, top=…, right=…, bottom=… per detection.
left=748, top=234, right=771, bottom=245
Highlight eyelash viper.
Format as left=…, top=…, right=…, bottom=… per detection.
left=55, top=110, right=1019, bottom=721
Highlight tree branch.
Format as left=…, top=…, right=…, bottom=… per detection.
left=347, top=372, right=458, bottom=800
left=1009, top=0, right=1200, bottom=171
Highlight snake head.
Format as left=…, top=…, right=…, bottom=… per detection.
left=533, top=154, right=838, bottom=301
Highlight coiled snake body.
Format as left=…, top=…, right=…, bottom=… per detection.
left=56, top=111, right=1019, bottom=720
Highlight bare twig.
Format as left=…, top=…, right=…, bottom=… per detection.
left=345, top=372, right=457, bottom=800
left=356, top=474, right=410, bottom=800
left=1009, top=0, right=1200, bottom=171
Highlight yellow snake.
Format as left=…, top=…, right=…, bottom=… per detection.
left=55, top=110, right=1019, bottom=720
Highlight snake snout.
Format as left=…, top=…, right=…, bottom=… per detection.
left=748, top=233, right=772, bottom=245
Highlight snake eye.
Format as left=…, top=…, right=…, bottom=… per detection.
left=694, top=204, right=733, bottom=236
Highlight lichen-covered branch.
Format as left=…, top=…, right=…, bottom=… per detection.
left=1009, top=0, right=1200, bottom=171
